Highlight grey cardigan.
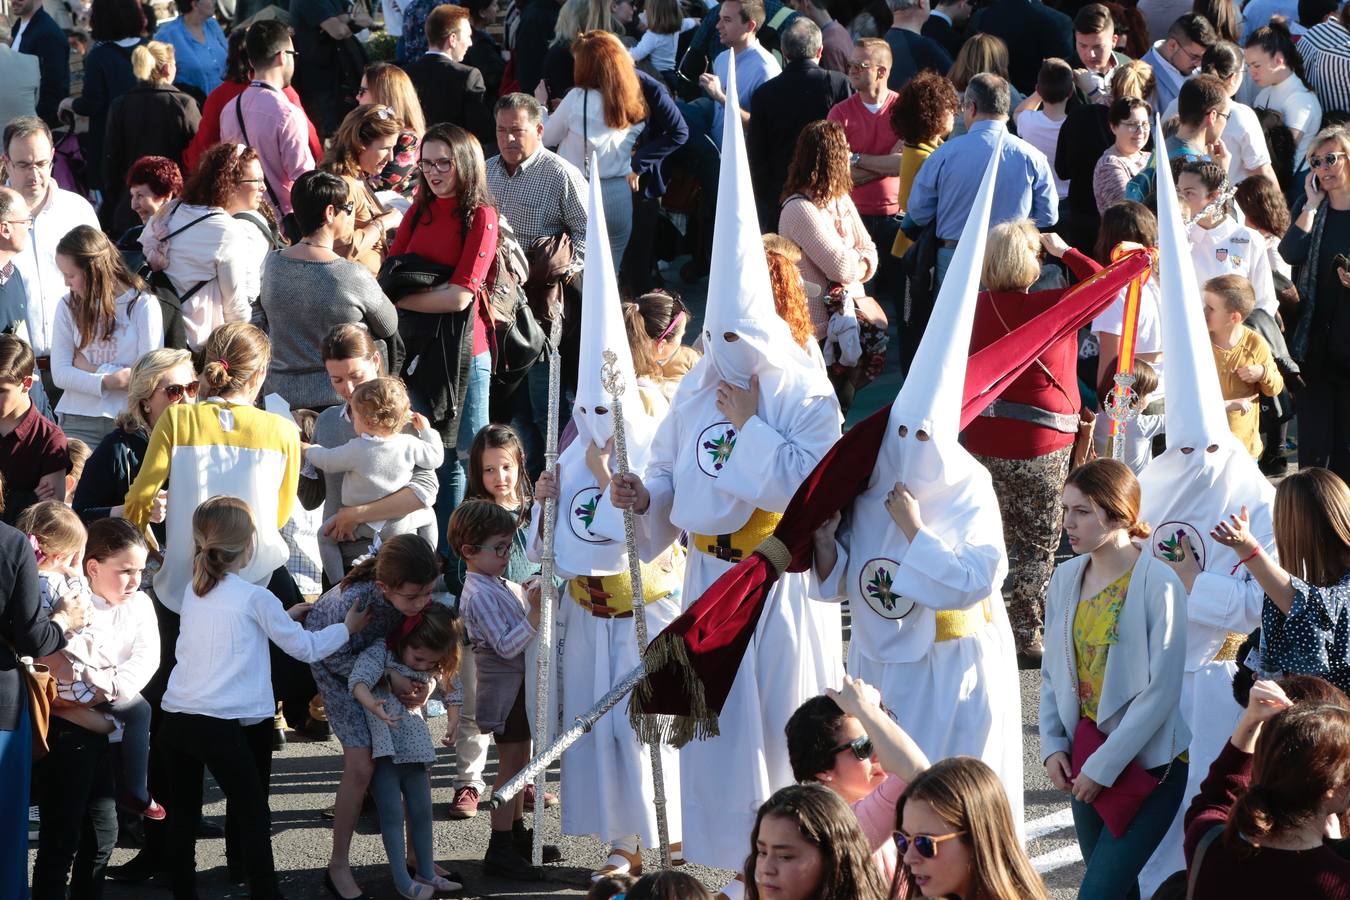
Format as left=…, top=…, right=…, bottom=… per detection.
left=1039, top=552, right=1191, bottom=787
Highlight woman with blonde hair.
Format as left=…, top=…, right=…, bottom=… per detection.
left=102, top=41, right=202, bottom=236
left=321, top=104, right=405, bottom=273
left=947, top=35, right=1023, bottom=136
left=896, top=757, right=1050, bottom=900
left=51, top=225, right=164, bottom=444
left=73, top=347, right=194, bottom=526
left=1040, top=459, right=1188, bottom=898
left=778, top=122, right=878, bottom=340
left=542, top=30, right=647, bottom=262
left=358, top=63, right=427, bottom=195
left=540, top=0, right=618, bottom=103
left=966, top=224, right=1101, bottom=658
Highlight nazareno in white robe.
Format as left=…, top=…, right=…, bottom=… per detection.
left=629, top=354, right=844, bottom=871
left=814, top=440, right=1024, bottom=834
left=1135, top=444, right=1275, bottom=897
left=530, top=383, right=684, bottom=848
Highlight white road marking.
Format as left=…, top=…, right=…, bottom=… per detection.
left=1031, top=844, right=1084, bottom=875
left=1023, top=807, right=1075, bottom=841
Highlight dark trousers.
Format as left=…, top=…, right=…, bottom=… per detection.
left=31, top=718, right=118, bottom=900
left=859, top=213, right=903, bottom=311
left=159, top=712, right=278, bottom=900
left=266, top=564, right=316, bottom=729
left=620, top=192, right=663, bottom=296
left=1297, top=374, right=1350, bottom=484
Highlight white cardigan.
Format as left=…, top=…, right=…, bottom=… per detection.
left=51, top=289, right=164, bottom=420
left=1039, top=552, right=1191, bottom=787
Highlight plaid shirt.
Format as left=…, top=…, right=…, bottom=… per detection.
left=282, top=504, right=324, bottom=597
left=486, top=147, right=588, bottom=271
left=461, top=571, right=535, bottom=659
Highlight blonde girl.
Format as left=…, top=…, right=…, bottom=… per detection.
left=158, top=496, right=369, bottom=899
left=349, top=603, right=464, bottom=898
left=51, top=225, right=164, bottom=444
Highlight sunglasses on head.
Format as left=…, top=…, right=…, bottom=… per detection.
left=162, top=382, right=199, bottom=400
left=894, top=830, right=967, bottom=859
left=831, top=733, right=873, bottom=760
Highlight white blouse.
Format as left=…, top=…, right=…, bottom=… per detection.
left=541, top=87, right=646, bottom=181
left=51, top=287, right=163, bottom=420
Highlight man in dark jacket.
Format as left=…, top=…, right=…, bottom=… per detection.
left=747, top=17, right=852, bottom=230
left=970, top=0, right=1074, bottom=94
left=406, top=4, right=492, bottom=144
left=514, top=0, right=563, bottom=94
left=9, top=0, right=69, bottom=127
left=923, top=0, right=972, bottom=58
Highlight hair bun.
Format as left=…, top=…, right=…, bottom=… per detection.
left=1129, top=520, right=1153, bottom=539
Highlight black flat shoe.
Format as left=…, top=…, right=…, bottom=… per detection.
left=323, top=870, right=371, bottom=900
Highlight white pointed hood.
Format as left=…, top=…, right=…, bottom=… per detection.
left=549, top=155, right=654, bottom=577
left=885, top=140, right=1002, bottom=497
left=697, top=49, right=817, bottom=391
left=837, top=142, right=1009, bottom=663
left=1139, top=130, right=1277, bottom=669
left=1152, top=126, right=1239, bottom=453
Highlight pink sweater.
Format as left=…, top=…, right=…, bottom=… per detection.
left=827, top=93, right=902, bottom=216
left=852, top=774, right=908, bottom=890
left=778, top=194, right=879, bottom=337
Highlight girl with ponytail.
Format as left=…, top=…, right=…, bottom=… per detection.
left=302, top=533, right=451, bottom=898
left=50, top=225, right=163, bottom=445
left=1245, top=18, right=1323, bottom=169
left=158, top=496, right=370, bottom=899
left=1039, top=459, right=1190, bottom=896
left=1184, top=679, right=1350, bottom=896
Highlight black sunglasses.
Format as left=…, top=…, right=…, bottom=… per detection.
left=894, top=830, right=967, bottom=859
left=830, top=733, right=873, bottom=760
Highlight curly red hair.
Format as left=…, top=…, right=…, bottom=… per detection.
left=181, top=143, right=260, bottom=209
left=763, top=234, right=815, bottom=349
left=781, top=120, right=853, bottom=205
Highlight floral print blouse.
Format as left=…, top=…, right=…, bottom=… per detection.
left=1074, top=571, right=1130, bottom=721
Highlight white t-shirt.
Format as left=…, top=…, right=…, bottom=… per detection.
left=1254, top=75, right=1322, bottom=169
left=1165, top=95, right=1270, bottom=183
left=1014, top=109, right=1069, bottom=198
left=711, top=42, right=781, bottom=146
left=1187, top=216, right=1277, bottom=316
left=1092, top=277, right=1166, bottom=398
left=630, top=17, right=698, bottom=72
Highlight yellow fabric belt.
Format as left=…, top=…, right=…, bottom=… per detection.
left=690, top=508, right=784, bottom=563
left=567, top=555, right=680, bottom=618
left=1212, top=631, right=1246, bottom=663
left=934, top=599, right=992, bottom=642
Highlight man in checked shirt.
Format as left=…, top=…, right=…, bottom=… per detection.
left=486, top=92, right=588, bottom=475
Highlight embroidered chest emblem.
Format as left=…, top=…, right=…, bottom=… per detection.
left=569, top=487, right=611, bottom=544
left=696, top=422, right=738, bottom=477
left=858, top=557, right=915, bottom=620
left=1153, top=521, right=1207, bottom=570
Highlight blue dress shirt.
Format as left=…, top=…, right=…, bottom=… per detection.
left=157, top=16, right=228, bottom=97
left=903, top=119, right=1059, bottom=240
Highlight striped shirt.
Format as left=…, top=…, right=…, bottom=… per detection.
left=460, top=571, right=535, bottom=659
left=485, top=147, right=587, bottom=269
left=1298, top=19, right=1350, bottom=117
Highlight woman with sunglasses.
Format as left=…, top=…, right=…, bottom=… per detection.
left=895, top=757, right=1048, bottom=900
left=256, top=170, right=399, bottom=413
left=320, top=104, right=405, bottom=275
left=1039, top=458, right=1189, bottom=898
left=744, top=783, right=889, bottom=900
left=1282, top=125, right=1350, bottom=481
left=784, top=675, right=930, bottom=885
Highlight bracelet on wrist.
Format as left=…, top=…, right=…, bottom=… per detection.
left=1230, top=545, right=1261, bottom=574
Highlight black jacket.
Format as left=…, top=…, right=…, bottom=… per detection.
left=14, top=8, right=69, bottom=126
left=922, top=13, right=965, bottom=59
left=0, top=522, right=64, bottom=731
left=970, top=0, right=1074, bottom=95
left=406, top=52, right=493, bottom=145
left=103, top=83, right=201, bottom=236
left=514, top=0, right=562, bottom=94
left=747, top=59, right=853, bottom=231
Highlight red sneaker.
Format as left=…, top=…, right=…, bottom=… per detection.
left=448, top=785, right=480, bottom=819
left=522, top=784, right=559, bottom=811
left=118, top=792, right=166, bottom=821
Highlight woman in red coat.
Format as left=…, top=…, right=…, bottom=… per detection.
left=962, top=222, right=1100, bottom=661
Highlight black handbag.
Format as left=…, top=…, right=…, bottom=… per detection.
left=485, top=229, right=547, bottom=394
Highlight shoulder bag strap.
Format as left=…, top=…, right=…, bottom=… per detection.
left=582, top=91, right=590, bottom=180
left=234, top=92, right=287, bottom=215
left=1186, top=823, right=1225, bottom=900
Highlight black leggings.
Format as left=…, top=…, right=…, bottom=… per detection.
left=159, top=713, right=278, bottom=900
left=31, top=719, right=117, bottom=900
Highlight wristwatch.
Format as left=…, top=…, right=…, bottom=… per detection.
left=850, top=152, right=862, bottom=167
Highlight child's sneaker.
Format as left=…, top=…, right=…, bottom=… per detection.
left=448, top=785, right=479, bottom=819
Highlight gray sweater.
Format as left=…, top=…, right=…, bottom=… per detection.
left=256, top=253, right=398, bottom=411
left=307, top=427, right=444, bottom=516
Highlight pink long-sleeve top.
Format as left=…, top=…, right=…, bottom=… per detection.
left=778, top=192, right=879, bottom=338
left=852, top=774, right=909, bottom=892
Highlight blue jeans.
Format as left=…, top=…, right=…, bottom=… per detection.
left=1071, top=759, right=1188, bottom=900
left=0, top=694, right=32, bottom=900
left=434, top=350, right=491, bottom=555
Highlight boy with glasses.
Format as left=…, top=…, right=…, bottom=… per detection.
left=450, top=499, right=558, bottom=881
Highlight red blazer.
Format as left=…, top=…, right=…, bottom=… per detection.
left=961, top=249, right=1100, bottom=460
